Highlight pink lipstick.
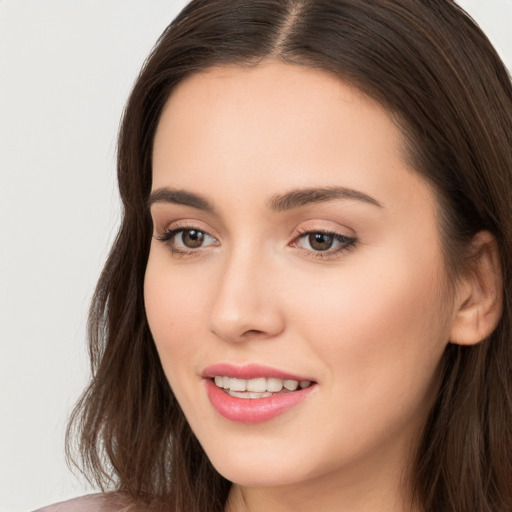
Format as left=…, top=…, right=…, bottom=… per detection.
left=202, top=363, right=316, bottom=423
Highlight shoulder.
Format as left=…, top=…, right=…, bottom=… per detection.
left=33, top=493, right=136, bottom=512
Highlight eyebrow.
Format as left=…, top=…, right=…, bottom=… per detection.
left=268, top=186, right=383, bottom=211
left=147, top=185, right=383, bottom=213
left=147, top=188, right=215, bottom=213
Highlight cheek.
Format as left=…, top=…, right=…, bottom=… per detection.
left=144, top=253, right=210, bottom=373
left=276, top=250, right=451, bottom=464
left=291, top=245, right=451, bottom=394
left=144, top=262, right=212, bottom=423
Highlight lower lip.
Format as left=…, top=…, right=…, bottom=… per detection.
left=205, top=379, right=316, bottom=423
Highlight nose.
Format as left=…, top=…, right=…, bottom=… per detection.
left=208, top=246, right=285, bottom=343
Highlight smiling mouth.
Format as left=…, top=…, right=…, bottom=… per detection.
left=213, top=376, right=313, bottom=399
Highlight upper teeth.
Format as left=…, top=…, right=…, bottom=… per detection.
left=214, top=376, right=311, bottom=393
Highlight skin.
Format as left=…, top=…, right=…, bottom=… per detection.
left=145, top=62, right=464, bottom=512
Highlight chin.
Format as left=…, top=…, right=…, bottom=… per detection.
left=212, top=456, right=307, bottom=488
left=195, top=429, right=323, bottom=488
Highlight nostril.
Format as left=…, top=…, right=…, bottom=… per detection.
left=242, top=329, right=264, bottom=337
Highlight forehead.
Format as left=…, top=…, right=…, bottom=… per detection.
left=155, top=61, right=401, bottom=157
left=151, top=61, right=435, bottom=218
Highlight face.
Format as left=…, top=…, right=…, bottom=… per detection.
left=145, top=62, right=456, bottom=496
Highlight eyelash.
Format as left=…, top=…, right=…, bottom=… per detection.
left=292, top=227, right=357, bottom=259
left=156, top=224, right=357, bottom=260
left=156, top=225, right=218, bottom=258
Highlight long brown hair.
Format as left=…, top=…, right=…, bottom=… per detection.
left=67, top=1, right=512, bottom=511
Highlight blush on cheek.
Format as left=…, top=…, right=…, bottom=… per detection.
left=297, top=252, right=449, bottom=378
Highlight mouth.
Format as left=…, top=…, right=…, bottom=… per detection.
left=212, top=376, right=313, bottom=399
left=202, top=364, right=317, bottom=423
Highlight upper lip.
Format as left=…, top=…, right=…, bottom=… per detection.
left=201, top=363, right=315, bottom=382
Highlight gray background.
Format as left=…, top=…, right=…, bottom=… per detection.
left=0, top=1, right=510, bottom=510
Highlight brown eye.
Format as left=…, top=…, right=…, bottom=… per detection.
left=308, top=233, right=334, bottom=251
left=294, top=230, right=357, bottom=257
left=157, top=227, right=218, bottom=254
left=180, top=229, right=205, bottom=248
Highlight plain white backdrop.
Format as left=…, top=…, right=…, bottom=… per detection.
left=0, top=1, right=510, bottom=510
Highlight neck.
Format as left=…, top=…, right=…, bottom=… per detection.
left=225, top=477, right=418, bottom=512
left=224, top=442, right=421, bottom=512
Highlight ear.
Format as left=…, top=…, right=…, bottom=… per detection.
left=449, top=231, right=503, bottom=346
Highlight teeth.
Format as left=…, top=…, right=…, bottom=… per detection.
left=247, top=377, right=266, bottom=392
left=229, top=378, right=246, bottom=392
left=213, top=376, right=312, bottom=393
left=284, top=379, right=298, bottom=391
left=228, top=390, right=273, bottom=399
left=267, top=378, right=283, bottom=392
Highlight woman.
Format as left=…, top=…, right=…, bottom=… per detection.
left=38, top=0, right=512, bottom=511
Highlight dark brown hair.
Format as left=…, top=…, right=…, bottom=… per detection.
left=67, top=1, right=512, bottom=511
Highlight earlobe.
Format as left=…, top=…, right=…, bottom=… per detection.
left=449, top=231, right=503, bottom=346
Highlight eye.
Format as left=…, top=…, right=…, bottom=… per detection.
left=293, top=230, right=356, bottom=257
left=157, top=227, right=218, bottom=254
left=176, top=229, right=210, bottom=249
left=304, top=232, right=337, bottom=251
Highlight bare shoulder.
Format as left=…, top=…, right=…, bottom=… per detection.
left=33, top=493, right=136, bottom=512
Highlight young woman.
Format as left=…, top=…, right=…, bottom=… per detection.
left=38, top=0, right=512, bottom=511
